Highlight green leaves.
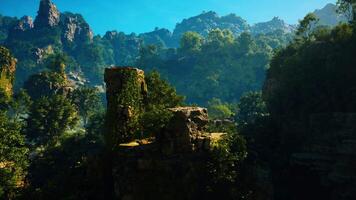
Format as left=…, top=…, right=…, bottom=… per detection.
left=26, top=95, right=79, bottom=146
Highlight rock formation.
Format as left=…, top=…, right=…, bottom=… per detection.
left=61, top=13, right=93, bottom=43
left=104, top=67, right=147, bottom=147
left=0, top=46, right=16, bottom=96
left=34, top=0, right=60, bottom=28
left=157, top=107, right=211, bottom=154
left=103, top=67, right=222, bottom=200
left=13, top=16, right=34, bottom=31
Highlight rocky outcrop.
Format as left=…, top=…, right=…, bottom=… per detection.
left=0, top=46, right=16, bottom=96
left=61, top=12, right=93, bottom=44
left=251, top=17, right=296, bottom=35
left=172, top=11, right=250, bottom=46
left=34, top=0, right=60, bottom=28
left=140, top=28, right=174, bottom=47
left=103, top=67, right=223, bottom=200
left=103, top=31, right=142, bottom=65
left=13, top=16, right=34, bottom=32
left=113, top=106, right=215, bottom=200
left=157, top=107, right=210, bottom=154
left=313, top=3, right=348, bottom=27
left=104, top=67, right=147, bottom=146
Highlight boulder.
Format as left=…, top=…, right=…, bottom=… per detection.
left=157, top=107, right=210, bottom=154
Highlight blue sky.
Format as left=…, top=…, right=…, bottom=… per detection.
left=0, top=0, right=336, bottom=35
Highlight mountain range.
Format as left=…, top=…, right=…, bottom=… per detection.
left=0, top=0, right=348, bottom=88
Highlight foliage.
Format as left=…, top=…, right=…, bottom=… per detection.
left=205, top=132, right=247, bottom=199
left=9, top=89, right=32, bottom=122
left=235, top=91, right=268, bottom=128
left=0, top=108, right=28, bottom=200
left=71, top=86, right=102, bottom=125
left=337, top=0, right=356, bottom=21
left=296, top=13, right=319, bottom=38
left=207, top=98, right=234, bottom=120
left=179, top=31, right=203, bottom=55
left=142, top=71, right=184, bottom=136
left=23, top=71, right=66, bottom=100
left=26, top=95, right=79, bottom=146
left=26, top=132, right=105, bottom=200
left=137, top=28, right=283, bottom=105
left=265, top=23, right=356, bottom=116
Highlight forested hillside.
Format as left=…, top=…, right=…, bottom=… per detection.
left=1, top=0, right=356, bottom=199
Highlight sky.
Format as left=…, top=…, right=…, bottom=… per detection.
left=0, top=0, right=336, bottom=35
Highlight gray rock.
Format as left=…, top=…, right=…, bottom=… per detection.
left=34, top=0, right=60, bottom=28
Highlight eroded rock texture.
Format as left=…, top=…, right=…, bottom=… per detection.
left=61, top=13, right=94, bottom=44
left=157, top=107, right=210, bottom=154
left=0, top=46, right=16, bottom=96
left=34, top=0, right=60, bottom=28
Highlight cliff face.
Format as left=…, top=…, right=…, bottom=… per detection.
left=61, top=12, right=94, bottom=44
left=291, top=113, right=356, bottom=200
left=0, top=46, right=16, bottom=96
left=34, top=0, right=60, bottom=28
left=251, top=17, right=296, bottom=35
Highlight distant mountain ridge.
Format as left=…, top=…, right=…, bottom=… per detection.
left=313, top=3, right=348, bottom=27
left=0, top=0, right=349, bottom=88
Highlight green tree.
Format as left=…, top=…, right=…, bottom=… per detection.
left=179, top=31, right=203, bottom=55
left=296, top=13, right=319, bottom=38
left=207, top=98, right=234, bottom=120
left=142, top=71, right=184, bottom=136
left=9, top=89, right=32, bottom=122
left=45, top=53, right=68, bottom=75
left=337, top=0, right=356, bottom=21
left=71, top=86, right=102, bottom=126
left=0, top=108, right=28, bottom=200
left=26, top=95, right=79, bottom=146
left=236, top=91, right=268, bottom=127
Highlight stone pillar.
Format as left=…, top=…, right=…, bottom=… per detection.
left=104, top=67, right=147, bottom=149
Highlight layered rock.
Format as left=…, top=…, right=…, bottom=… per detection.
left=34, top=0, right=60, bottom=28
left=0, top=46, right=16, bottom=96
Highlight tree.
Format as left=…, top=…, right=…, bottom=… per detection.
left=207, top=98, right=234, bottom=120
left=141, top=71, right=184, bottom=136
left=26, top=95, right=79, bottom=146
left=337, top=0, right=356, bottom=21
left=0, top=109, right=28, bottom=200
left=179, top=32, right=203, bottom=55
left=45, top=53, right=68, bottom=75
left=9, top=89, right=32, bottom=122
left=71, top=86, right=102, bottom=126
left=236, top=91, right=268, bottom=127
left=296, top=13, right=319, bottom=38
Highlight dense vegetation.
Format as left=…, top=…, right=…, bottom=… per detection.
left=1, top=0, right=356, bottom=199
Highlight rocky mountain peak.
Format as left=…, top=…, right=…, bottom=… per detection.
left=34, top=0, right=60, bottom=28
left=14, top=16, right=34, bottom=31
left=61, top=12, right=94, bottom=43
left=251, top=17, right=295, bottom=35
